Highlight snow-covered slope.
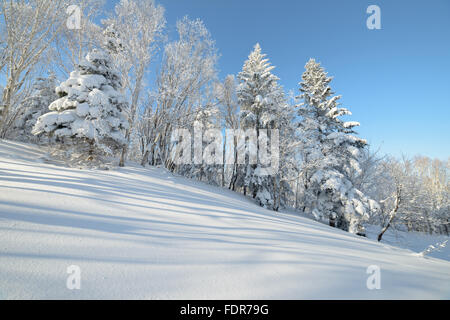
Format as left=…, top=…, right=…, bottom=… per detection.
left=0, top=140, right=449, bottom=299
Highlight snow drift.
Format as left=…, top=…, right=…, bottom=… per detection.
left=0, top=140, right=449, bottom=299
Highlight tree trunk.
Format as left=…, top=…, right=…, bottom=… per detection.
left=229, top=136, right=238, bottom=191
left=119, top=142, right=128, bottom=167
left=0, top=78, right=14, bottom=138
left=378, top=187, right=401, bottom=242
left=221, top=134, right=226, bottom=187
left=119, top=70, right=144, bottom=167
left=294, top=175, right=300, bottom=210
left=140, top=149, right=150, bottom=167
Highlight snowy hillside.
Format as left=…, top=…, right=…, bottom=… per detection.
left=0, top=140, right=449, bottom=299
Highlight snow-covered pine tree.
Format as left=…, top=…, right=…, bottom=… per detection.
left=33, top=49, right=129, bottom=160
left=297, top=58, right=378, bottom=234
left=14, top=75, right=58, bottom=143
left=237, top=43, right=293, bottom=210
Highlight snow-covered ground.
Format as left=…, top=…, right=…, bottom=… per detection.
left=0, top=140, right=449, bottom=299
left=365, top=225, right=449, bottom=262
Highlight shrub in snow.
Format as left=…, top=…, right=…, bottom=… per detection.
left=297, top=59, right=379, bottom=234
left=33, top=49, right=129, bottom=160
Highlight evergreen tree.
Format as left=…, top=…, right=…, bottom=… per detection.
left=33, top=49, right=129, bottom=159
left=14, top=75, right=58, bottom=143
left=297, top=59, right=378, bottom=234
left=237, top=43, right=294, bottom=210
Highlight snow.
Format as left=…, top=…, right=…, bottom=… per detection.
left=78, top=74, right=107, bottom=90
left=33, top=49, right=127, bottom=151
left=365, top=225, right=450, bottom=261
left=76, top=103, right=90, bottom=117
left=57, top=110, right=76, bottom=124
left=344, top=121, right=360, bottom=128
left=88, top=89, right=109, bottom=108
left=0, top=140, right=449, bottom=299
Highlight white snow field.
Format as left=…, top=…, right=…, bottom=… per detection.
left=0, top=140, right=449, bottom=299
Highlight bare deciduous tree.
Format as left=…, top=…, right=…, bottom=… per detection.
left=0, top=0, right=67, bottom=138
left=102, top=0, right=166, bottom=167
left=216, top=75, right=239, bottom=188
left=138, top=17, right=218, bottom=169
left=53, top=0, right=105, bottom=76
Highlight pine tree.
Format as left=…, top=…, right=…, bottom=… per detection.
left=14, top=74, right=58, bottom=143
left=236, top=43, right=293, bottom=210
left=297, top=58, right=378, bottom=234
left=33, top=49, right=129, bottom=159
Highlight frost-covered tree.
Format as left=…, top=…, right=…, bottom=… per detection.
left=102, top=0, right=166, bottom=167
left=0, top=84, right=3, bottom=111
left=14, top=75, right=58, bottom=142
left=33, top=50, right=128, bottom=159
left=374, top=158, right=405, bottom=241
left=236, top=43, right=294, bottom=210
left=217, top=75, right=240, bottom=188
left=275, top=100, right=298, bottom=210
left=358, top=154, right=450, bottom=238
left=0, top=0, right=67, bottom=138
left=297, top=59, right=378, bottom=234
left=102, top=23, right=125, bottom=56
left=411, top=156, right=449, bottom=234
left=54, top=0, right=105, bottom=75
left=177, top=105, right=222, bottom=184
left=139, top=17, right=218, bottom=169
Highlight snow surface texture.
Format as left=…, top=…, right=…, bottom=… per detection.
left=0, top=140, right=449, bottom=299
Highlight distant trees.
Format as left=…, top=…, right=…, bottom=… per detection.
left=368, top=156, right=449, bottom=238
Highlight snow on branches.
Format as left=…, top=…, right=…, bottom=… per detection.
left=33, top=49, right=129, bottom=158
left=297, top=59, right=377, bottom=234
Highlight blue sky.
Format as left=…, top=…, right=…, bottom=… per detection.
left=144, top=0, right=450, bottom=160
